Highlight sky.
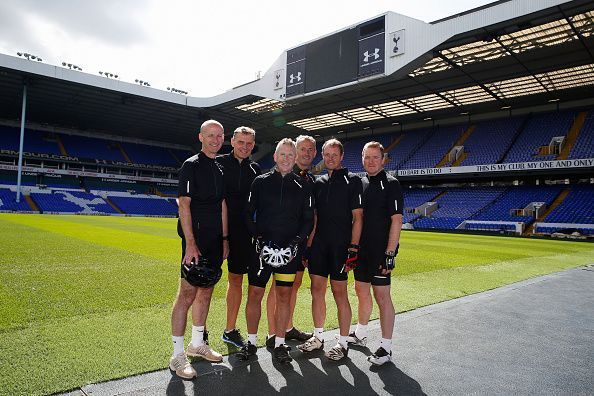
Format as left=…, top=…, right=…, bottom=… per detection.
left=0, top=0, right=493, bottom=98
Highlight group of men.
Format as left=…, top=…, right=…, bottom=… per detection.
left=169, top=120, right=403, bottom=380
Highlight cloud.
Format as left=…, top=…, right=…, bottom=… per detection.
left=0, top=0, right=150, bottom=48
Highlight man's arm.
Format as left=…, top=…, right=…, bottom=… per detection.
left=179, top=196, right=200, bottom=264
left=222, top=199, right=229, bottom=259
left=382, top=213, right=403, bottom=275
left=350, top=208, right=363, bottom=246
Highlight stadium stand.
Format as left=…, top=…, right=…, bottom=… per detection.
left=540, top=185, right=594, bottom=225
left=0, top=126, right=62, bottom=155
left=60, top=134, right=126, bottom=161
left=502, top=111, right=575, bottom=163
left=0, top=188, right=32, bottom=211
left=413, top=187, right=505, bottom=230
left=171, top=149, right=194, bottom=165
left=471, top=185, right=562, bottom=223
left=30, top=190, right=115, bottom=214
left=567, top=110, right=594, bottom=160
left=460, top=118, right=525, bottom=166
left=389, top=129, right=433, bottom=170
left=107, top=194, right=177, bottom=216
left=400, top=125, right=465, bottom=169
left=120, top=142, right=179, bottom=167
left=402, top=187, right=443, bottom=224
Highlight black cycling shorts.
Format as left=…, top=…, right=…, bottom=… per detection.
left=354, top=244, right=391, bottom=286
left=180, top=228, right=223, bottom=278
left=247, top=253, right=298, bottom=288
left=308, top=239, right=348, bottom=281
left=227, top=217, right=255, bottom=275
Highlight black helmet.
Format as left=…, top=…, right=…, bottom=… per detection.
left=181, top=257, right=222, bottom=288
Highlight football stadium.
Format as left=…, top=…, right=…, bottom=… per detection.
left=0, top=0, right=593, bottom=395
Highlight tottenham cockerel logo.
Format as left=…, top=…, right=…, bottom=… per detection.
left=363, top=48, right=380, bottom=62
left=393, top=36, right=400, bottom=53
left=289, top=72, right=302, bottom=84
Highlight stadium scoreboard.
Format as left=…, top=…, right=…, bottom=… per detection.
left=285, top=16, right=385, bottom=98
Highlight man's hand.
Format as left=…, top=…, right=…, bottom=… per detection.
left=341, top=245, right=359, bottom=273
left=380, top=252, right=395, bottom=275
left=183, top=241, right=201, bottom=265
left=302, top=246, right=311, bottom=268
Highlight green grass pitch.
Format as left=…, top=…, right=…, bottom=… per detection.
left=0, top=213, right=592, bottom=395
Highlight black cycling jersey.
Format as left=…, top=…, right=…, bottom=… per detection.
left=360, top=170, right=404, bottom=248
left=216, top=151, right=261, bottom=217
left=177, top=151, right=225, bottom=236
left=313, top=168, right=362, bottom=242
left=245, top=169, right=314, bottom=247
left=293, top=164, right=315, bottom=185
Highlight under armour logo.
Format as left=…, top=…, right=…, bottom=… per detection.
left=393, top=36, right=400, bottom=53
left=289, top=72, right=302, bottom=84
left=363, top=48, right=380, bottom=62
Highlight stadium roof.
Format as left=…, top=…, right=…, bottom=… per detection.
left=0, top=0, right=593, bottom=145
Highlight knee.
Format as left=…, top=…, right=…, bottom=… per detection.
left=248, top=287, right=265, bottom=302
left=228, top=275, right=243, bottom=289
left=355, top=283, right=371, bottom=299
left=331, top=286, right=348, bottom=303
left=275, top=287, right=291, bottom=304
left=176, top=289, right=195, bottom=308
left=311, top=282, right=326, bottom=297
left=373, top=289, right=393, bottom=307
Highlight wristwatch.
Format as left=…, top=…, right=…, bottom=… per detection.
left=385, top=250, right=396, bottom=257
left=222, top=235, right=229, bottom=241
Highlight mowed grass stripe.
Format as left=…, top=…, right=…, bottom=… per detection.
left=0, top=214, right=179, bottom=261
left=1, top=214, right=593, bottom=395
left=1, top=252, right=592, bottom=396
left=395, top=232, right=591, bottom=275
left=0, top=216, right=179, bottom=331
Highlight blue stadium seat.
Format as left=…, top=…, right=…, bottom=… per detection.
left=503, top=111, right=575, bottom=163
left=399, top=125, right=465, bottom=170
left=0, top=188, right=33, bottom=211
left=568, top=110, right=594, bottom=160
left=461, top=117, right=524, bottom=166
left=108, top=195, right=177, bottom=216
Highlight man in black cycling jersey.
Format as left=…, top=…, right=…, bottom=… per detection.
left=216, top=126, right=261, bottom=348
left=349, top=141, right=403, bottom=366
left=266, top=134, right=317, bottom=346
left=169, top=120, right=229, bottom=379
left=297, top=139, right=363, bottom=361
left=240, top=138, right=314, bottom=363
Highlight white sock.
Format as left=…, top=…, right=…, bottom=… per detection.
left=338, top=335, right=348, bottom=349
left=190, top=325, right=204, bottom=347
left=355, top=323, right=368, bottom=339
left=314, top=327, right=324, bottom=340
left=286, top=327, right=294, bottom=333
left=248, top=333, right=258, bottom=345
left=172, top=336, right=185, bottom=356
left=379, top=338, right=392, bottom=351
left=275, top=336, right=285, bottom=348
